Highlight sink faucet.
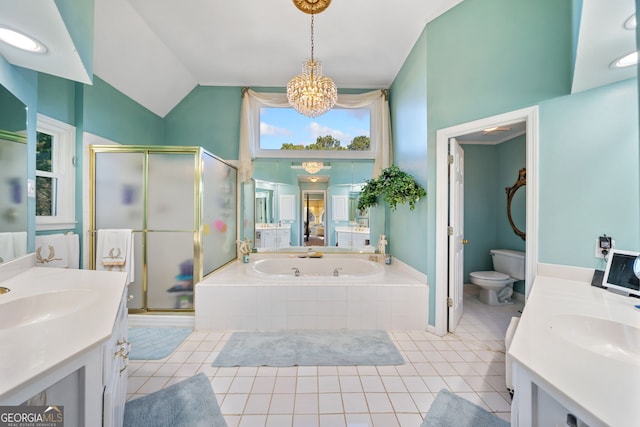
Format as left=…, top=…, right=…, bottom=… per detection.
left=292, top=267, right=300, bottom=277
left=333, top=268, right=342, bottom=277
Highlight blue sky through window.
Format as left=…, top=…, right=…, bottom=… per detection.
left=260, top=107, right=370, bottom=150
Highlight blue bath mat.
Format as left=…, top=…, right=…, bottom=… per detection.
left=213, top=329, right=405, bottom=367
left=124, top=373, right=227, bottom=427
left=421, top=389, right=510, bottom=427
left=128, top=327, right=193, bottom=360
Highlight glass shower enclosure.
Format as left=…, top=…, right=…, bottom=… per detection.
left=89, top=145, right=237, bottom=313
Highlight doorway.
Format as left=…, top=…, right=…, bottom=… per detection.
left=434, top=106, right=539, bottom=336
left=302, top=190, right=327, bottom=246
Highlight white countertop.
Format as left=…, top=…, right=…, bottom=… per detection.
left=335, top=226, right=370, bottom=234
left=509, top=275, right=640, bottom=426
left=256, top=224, right=291, bottom=230
left=0, top=265, right=127, bottom=399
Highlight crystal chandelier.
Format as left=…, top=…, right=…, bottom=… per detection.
left=287, top=1, right=337, bottom=118
left=302, top=161, right=323, bottom=174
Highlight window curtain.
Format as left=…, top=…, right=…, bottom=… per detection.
left=239, top=89, right=392, bottom=181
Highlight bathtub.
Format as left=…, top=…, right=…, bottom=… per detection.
left=250, top=257, right=384, bottom=280
left=195, top=254, right=428, bottom=331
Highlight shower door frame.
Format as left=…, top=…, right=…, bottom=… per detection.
left=89, top=145, right=237, bottom=313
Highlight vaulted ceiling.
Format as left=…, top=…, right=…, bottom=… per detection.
left=0, top=0, right=636, bottom=121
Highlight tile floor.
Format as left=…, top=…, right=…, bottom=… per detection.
left=126, top=284, right=523, bottom=426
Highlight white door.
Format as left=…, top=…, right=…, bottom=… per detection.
left=448, top=138, right=465, bottom=332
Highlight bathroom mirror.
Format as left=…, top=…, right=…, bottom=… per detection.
left=250, top=159, right=382, bottom=252
left=0, top=83, right=28, bottom=262
left=506, top=167, right=526, bottom=241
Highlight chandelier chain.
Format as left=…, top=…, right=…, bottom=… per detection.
left=310, top=14, right=315, bottom=62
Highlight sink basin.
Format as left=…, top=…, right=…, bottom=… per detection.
left=548, top=314, right=640, bottom=365
left=0, top=290, right=98, bottom=330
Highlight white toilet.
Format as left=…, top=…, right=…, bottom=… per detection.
left=470, top=249, right=525, bottom=305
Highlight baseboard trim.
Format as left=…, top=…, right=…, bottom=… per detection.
left=128, top=314, right=195, bottom=328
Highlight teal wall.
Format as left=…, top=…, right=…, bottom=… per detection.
left=165, top=86, right=242, bottom=160
left=461, top=136, right=526, bottom=294
left=37, top=73, right=76, bottom=125
left=83, top=77, right=164, bottom=145
left=538, top=79, right=639, bottom=267
left=496, top=136, right=527, bottom=252
left=389, top=25, right=428, bottom=264
left=460, top=144, right=498, bottom=279
left=389, top=0, right=640, bottom=325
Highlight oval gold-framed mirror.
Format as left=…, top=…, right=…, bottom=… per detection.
left=506, top=168, right=526, bottom=241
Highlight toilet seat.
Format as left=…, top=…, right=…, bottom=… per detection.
left=469, top=271, right=510, bottom=281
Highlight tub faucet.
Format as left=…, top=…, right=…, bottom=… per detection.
left=292, top=267, right=300, bottom=277
left=333, top=267, right=342, bottom=277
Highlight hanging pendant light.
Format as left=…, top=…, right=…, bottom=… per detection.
left=287, top=1, right=337, bottom=118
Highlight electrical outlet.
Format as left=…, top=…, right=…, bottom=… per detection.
left=595, top=238, right=615, bottom=258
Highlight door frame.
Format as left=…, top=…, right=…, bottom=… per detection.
left=433, top=106, right=539, bottom=336
left=301, top=189, right=327, bottom=246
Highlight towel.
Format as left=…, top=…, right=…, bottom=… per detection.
left=12, top=232, right=27, bottom=258
left=35, top=234, right=69, bottom=268
left=65, top=233, right=80, bottom=269
left=0, top=233, right=15, bottom=263
left=96, top=229, right=134, bottom=283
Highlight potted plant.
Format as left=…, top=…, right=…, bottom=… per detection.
left=357, top=165, right=426, bottom=211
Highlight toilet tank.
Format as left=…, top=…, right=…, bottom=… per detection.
left=490, top=249, right=525, bottom=280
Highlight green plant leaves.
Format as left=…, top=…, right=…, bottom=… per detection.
left=357, top=165, right=426, bottom=211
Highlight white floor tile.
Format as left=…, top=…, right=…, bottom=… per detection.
left=318, top=376, right=341, bottom=393
left=339, top=376, right=363, bottom=393
left=238, top=414, right=267, bottom=427
left=364, top=393, right=393, bottom=413
left=342, top=393, right=368, bottom=413
left=293, top=414, right=319, bottom=427
left=269, top=394, right=295, bottom=414
left=251, top=376, right=276, bottom=394
left=318, top=393, right=343, bottom=414
left=128, top=291, right=515, bottom=425
left=360, top=376, right=385, bottom=393
left=387, top=393, right=419, bottom=413
left=266, top=414, right=292, bottom=427
left=244, top=394, right=271, bottom=415
left=294, top=393, right=319, bottom=414
left=221, top=393, right=249, bottom=415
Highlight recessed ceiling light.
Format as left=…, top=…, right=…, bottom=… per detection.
left=611, top=51, right=638, bottom=68
left=624, top=14, right=637, bottom=30
left=0, top=27, right=47, bottom=53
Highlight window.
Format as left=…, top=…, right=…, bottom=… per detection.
left=246, top=91, right=388, bottom=161
left=36, top=114, right=76, bottom=230
left=260, top=107, right=371, bottom=153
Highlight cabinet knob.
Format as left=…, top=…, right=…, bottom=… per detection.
left=462, top=239, right=469, bottom=245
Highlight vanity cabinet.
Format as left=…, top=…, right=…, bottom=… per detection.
left=0, top=263, right=130, bottom=427
left=102, top=290, right=129, bottom=427
left=508, top=274, right=634, bottom=427
left=512, top=361, right=602, bottom=427
left=336, top=228, right=369, bottom=249
left=255, top=226, right=291, bottom=249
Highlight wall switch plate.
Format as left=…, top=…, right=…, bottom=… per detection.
left=595, top=239, right=615, bottom=258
